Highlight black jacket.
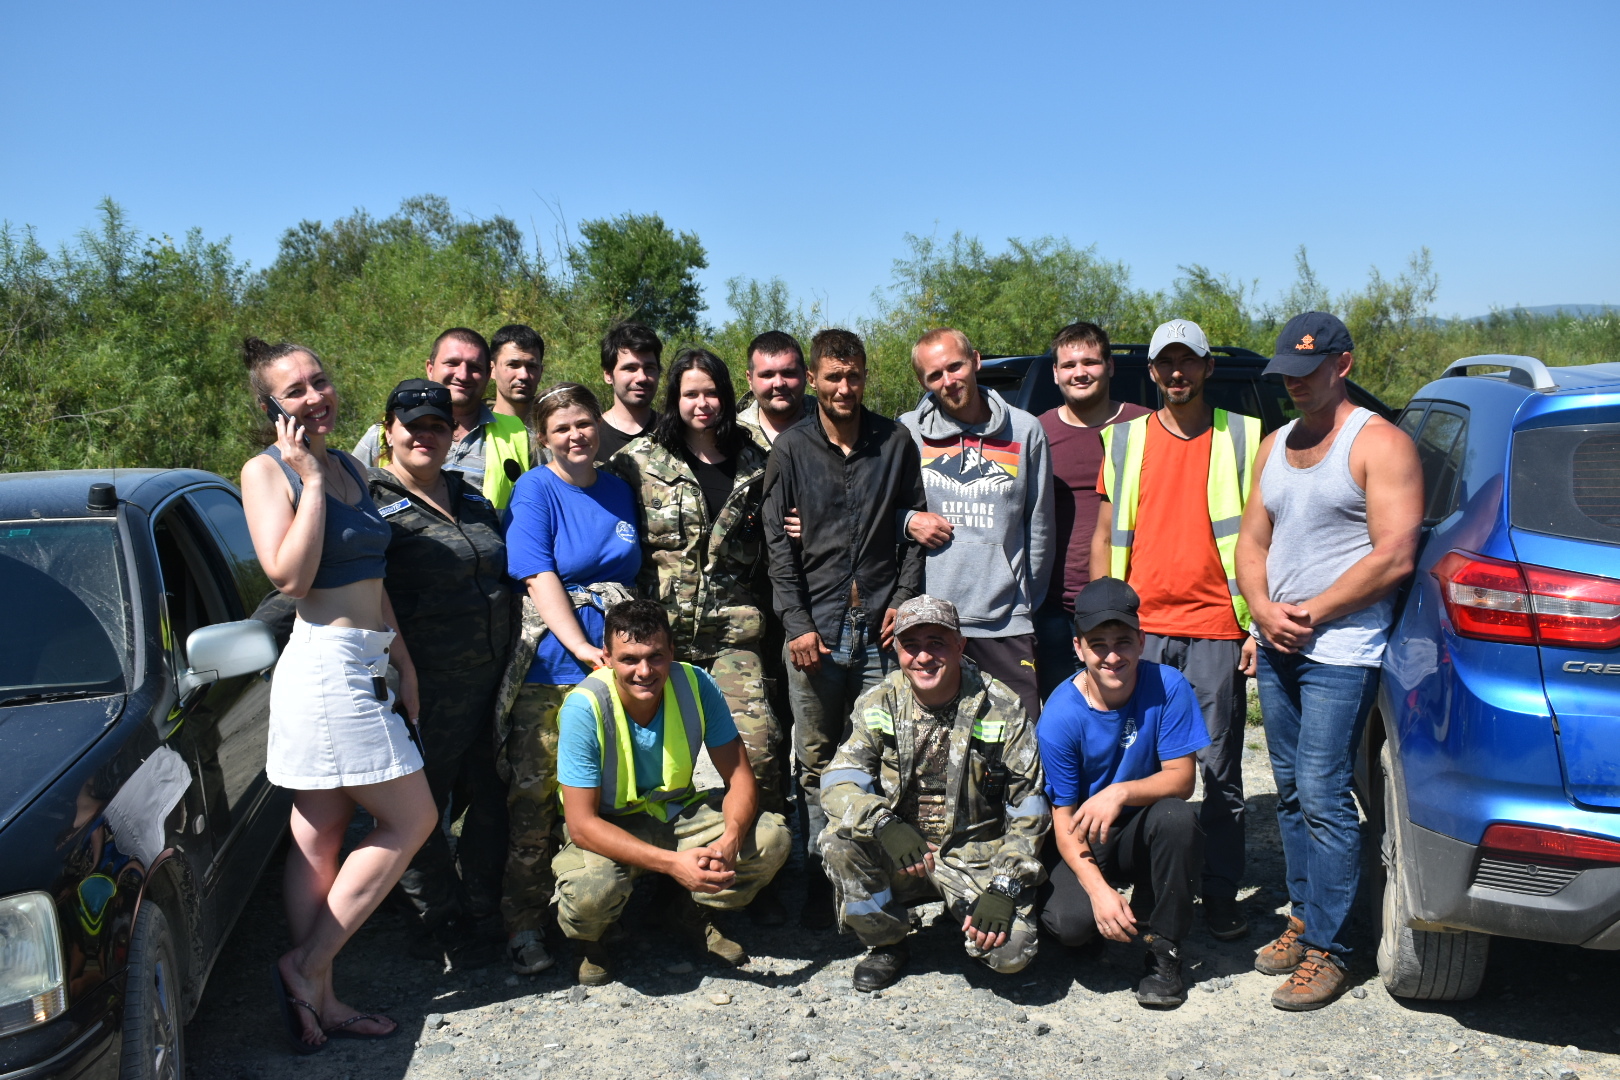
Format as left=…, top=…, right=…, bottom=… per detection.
left=367, top=467, right=512, bottom=673
left=762, top=406, right=926, bottom=643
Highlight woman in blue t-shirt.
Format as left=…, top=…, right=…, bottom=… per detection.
left=498, top=382, right=641, bottom=975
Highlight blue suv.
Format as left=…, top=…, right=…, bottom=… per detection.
left=1369, top=354, right=1620, bottom=1000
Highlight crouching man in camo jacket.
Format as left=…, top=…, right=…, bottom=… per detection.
left=819, top=595, right=1050, bottom=991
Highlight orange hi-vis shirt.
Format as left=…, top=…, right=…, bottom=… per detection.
left=1096, top=414, right=1244, bottom=640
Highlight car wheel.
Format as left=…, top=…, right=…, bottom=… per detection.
left=1376, top=743, right=1490, bottom=1000
left=119, top=901, right=184, bottom=1080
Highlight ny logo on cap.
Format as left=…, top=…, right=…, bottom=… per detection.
left=1294, top=334, right=1315, bottom=351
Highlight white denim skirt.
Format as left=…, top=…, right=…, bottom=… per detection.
left=266, top=617, right=424, bottom=790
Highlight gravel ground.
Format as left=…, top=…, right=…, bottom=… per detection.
left=187, top=717, right=1620, bottom=1080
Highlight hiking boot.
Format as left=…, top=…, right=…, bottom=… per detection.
left=800, top=872, right=837, bottom=931
left=1255, top=914, right=1306, bottom=975
left=748, top=878, right=788, bottom=927
left=852, top=942, right=910, bottom=993
left=675, top=896, right=749, bottom=967
left=1136, top=934, right=1186, bottom=1007
left=574, top=939, right=612, bottom=986
left=508, top=929, right=555, bottom=976
left=1204, top=895, right=1250, bottom=941
left=1271, top=948, right=1345, bottom=1011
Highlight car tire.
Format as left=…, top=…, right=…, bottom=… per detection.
left=119, top=901, right=184, bottom=1080
left=1376, top=743, right=1490, bottom=1000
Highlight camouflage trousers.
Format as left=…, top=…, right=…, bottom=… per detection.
left=500, top=682, right=568, bottom=934
left=552, top=791, right=790, bottom=941
left=820, top=833, right=1039, bottom=974
left=691, top=648, right=785, bottom=815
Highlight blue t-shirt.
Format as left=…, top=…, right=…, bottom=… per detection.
left=505, top=466, right=642, bottom=684
left=1036, top=661, right=1210, bottom=808
left=556, top=667, right=740, bottom=792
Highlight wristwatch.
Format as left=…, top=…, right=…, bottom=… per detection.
left=987, top=874, right=1022, bottom=900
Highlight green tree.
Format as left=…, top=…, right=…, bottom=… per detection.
left=568, top=212, right=707, bottom=336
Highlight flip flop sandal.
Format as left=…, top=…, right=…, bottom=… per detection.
left=270, top=965, right=325, bottom=1055
left=323, top=1012, right=400, bottom=1040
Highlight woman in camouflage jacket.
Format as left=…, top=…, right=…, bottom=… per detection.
left=608, top=349, right=786, bottom=825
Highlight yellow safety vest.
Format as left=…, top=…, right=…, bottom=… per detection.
left=482, top=413, right=532, bottom=510
left=1100, top=409, right=1262, bottom=627
left=564, top=663, right=709, bottom=821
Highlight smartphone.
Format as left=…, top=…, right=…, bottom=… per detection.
left=261, top=395, right=311, bottom=449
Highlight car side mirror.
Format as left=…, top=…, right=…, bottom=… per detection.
left=178, top=620, right=280, bottom=696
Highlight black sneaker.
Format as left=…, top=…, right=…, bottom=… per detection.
left=1136, top=934, right=1186, bottom=1007
left=800, top=873, right=836, bottom=930
left=1204, top=895, right=1250, bottom=941
left=852, top=942, right=910, bottom=992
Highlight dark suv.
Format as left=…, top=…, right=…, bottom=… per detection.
left=977, top=344, right=1394, bottom=432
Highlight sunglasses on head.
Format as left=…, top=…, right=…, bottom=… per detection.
left=389, top=386, right=452, bottom=410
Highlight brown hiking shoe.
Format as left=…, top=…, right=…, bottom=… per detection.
left=574, top=939, right=612, bottom=986
left=1255, top=914, right=1306, bottom=975
left=1270, top=948, right=1345, bottom=1011
left=675, top=895, right=749, bottom=967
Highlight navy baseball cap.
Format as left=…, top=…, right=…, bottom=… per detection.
left=1265, top=312, right=1355, bottom=378
left=1072, top=577, right=1141, bottom=634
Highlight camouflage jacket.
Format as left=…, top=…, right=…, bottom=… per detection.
left=367, top=467, right=513, bottom=673
left=821, top=660, right=1051, bottom=888
left=607, top=435, right=769, bottom=660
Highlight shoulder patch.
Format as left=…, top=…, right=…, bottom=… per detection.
left=863, top=708, right=895, bottom=736
left=377, top=498, right=410, bottom=517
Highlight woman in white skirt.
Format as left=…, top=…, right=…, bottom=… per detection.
left=239, top=338, right=438, bottom=1053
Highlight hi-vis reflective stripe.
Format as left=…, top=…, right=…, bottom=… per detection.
left=1102, top=409, right=1260, bottom=626
left=571, top=663, right=707, bottom=821
left=971, top=718, right=1006, bottom=743
left=864, top=708, right=895, bottom=736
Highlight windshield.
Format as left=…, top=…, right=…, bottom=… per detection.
left=0, top=520, right=131, bottom=704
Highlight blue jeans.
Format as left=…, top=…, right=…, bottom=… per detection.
left=784, top=609, right=893, bottom=867
left=1256, top=647, right=1380, bottom=960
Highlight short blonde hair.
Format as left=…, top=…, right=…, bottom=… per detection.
left=911, top=327, right=977, bottom=369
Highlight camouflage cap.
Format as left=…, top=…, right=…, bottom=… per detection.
left=893, top=594, right=960, bottom=637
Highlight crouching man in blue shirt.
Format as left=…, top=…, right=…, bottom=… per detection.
left=552, top=600, right=791, bottom=986
left=1036, top=578, right=1209, bottom=1006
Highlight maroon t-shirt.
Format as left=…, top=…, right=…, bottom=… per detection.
left=1039, top=402, right=1153, bottom=611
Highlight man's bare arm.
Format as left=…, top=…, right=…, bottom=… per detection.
left=560, top=785, right=735, bottom=893
left=707, top=738, right=758, bottom=871
left=1238, top=434, right=1314, bottom=652
left=1295, top=419, right=1423, bottom=625
left=1090, top=499, right=1112, bottom=581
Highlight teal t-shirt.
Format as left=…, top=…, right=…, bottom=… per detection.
left=556, top=667, right=739, bottom=792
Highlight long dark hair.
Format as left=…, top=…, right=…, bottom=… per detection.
left=653, top=348, right=742, bottom=459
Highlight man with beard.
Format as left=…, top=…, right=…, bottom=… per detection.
left=762, top=328, right=927, bottom=928
left=737, top=330, right=811, bottom=447
left=355, top=328, right=499, bottom=489
left=595, top=321, right=663, bottom=460
left=1089, top=319, right=1260, bottom=944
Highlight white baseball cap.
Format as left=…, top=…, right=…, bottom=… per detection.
left=1148, top=319, right=1211, bottom=360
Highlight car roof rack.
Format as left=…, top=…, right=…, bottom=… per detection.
left=1441, top=354, right=1558, bottom=391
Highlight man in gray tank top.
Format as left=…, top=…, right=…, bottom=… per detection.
left=1234, top=312, right=1423, bottom=1011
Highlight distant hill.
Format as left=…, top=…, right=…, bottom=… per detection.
left=1462, top=304, right=1617, bottom=322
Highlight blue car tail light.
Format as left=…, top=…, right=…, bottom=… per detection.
left=1434, top=550, right=1620, bottom=648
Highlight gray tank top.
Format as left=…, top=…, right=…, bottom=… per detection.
left=1259, top=407, right=1390, bottom=667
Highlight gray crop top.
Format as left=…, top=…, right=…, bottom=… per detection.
left=261, top=446, right=390, bottom=589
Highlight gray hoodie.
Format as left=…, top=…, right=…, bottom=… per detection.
left=898, top=388, right=1055, bottom=637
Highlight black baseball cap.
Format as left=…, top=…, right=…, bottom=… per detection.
left=1264, top=311, right=1355, bottom=378
left=1072, top=577, right=1141, bottom=635
left=387, top=379, right=455, bottom=425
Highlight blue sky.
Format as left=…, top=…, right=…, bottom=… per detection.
left=3, top=1, right=1615, bottom=325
